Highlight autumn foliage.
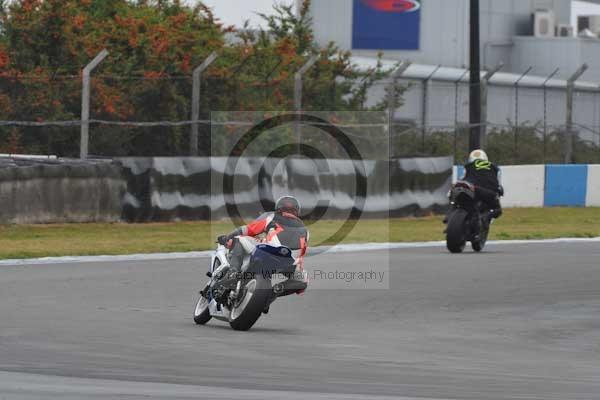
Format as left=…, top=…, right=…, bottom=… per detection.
left=0, top=0, right=393, bottom=156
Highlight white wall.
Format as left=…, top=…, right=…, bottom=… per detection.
left=500, top=165, right=546, bottom=207
left=453, top=165, right=546, bottom=208
left=586, top=164, right=600, bottom=206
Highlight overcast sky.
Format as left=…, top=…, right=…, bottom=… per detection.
left=199, top=0, right=295, bottom=28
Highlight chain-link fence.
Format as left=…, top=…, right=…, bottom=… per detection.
left=2, top=57, right=600, bottom=164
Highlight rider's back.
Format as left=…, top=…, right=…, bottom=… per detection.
left=262, top=211, right=308, bottom=251
left=463, top=160, right=500, bottom=193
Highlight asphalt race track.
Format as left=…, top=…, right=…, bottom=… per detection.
left=1, top=242, right=600, bottom=399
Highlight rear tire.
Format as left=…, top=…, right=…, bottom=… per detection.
left=229, top=276, right=272, bottom=331
left=446, top=209, right=468, bottom=254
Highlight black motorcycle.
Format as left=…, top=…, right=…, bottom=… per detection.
left=444, top=180, right=493, bottom=253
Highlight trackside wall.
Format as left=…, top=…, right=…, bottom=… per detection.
left=453, top=164, right=600, bottom=208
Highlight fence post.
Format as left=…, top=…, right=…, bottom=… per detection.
left=480, top=62, right=503, bottom=148
left=513, top=66, right=532, bottom=163
left=421, top=65, right=441, bottom=153
left=190, top=52, right=217, bottom=156
left=80, top=49, right=108, bottom=159
left=542, top=68, right=560, bottom=163
left=387, top=61, right=411, bottom=159
left=565, top=64, right=588, bottom=164
left=454, top=69, right=469, bottom=162
left=294, top=55, right=318, bottom=150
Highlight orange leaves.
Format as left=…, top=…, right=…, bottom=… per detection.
left=0, top=130, right=24, bottom=155
left=142, top=71, right=164, bottom=79
left=0, top=49, right=9, bottom=69
left=21, top=0, right=40, bottom=13
left=207, top=67, right=229, bottom=79
left=114, top=15, right=138, bottom=30
left=0, top=93, right=12, bottom=114
left=73, top=14, right=86, bottom=30
left=180, top=54, right=191, bottom=74
left=139, top=24, right=170, bottom=61
left=276, top=38, right=297, bottom=63
left=128, top=35, right=139, bottom=49
left=152, top=36, right=169, bottom=55
left=169, top=12, right=188, bottom=27
left=273, top=87, right=284, bottom=104
left=93, top=82, right=129, bottom=119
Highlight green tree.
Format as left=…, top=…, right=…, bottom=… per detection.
left=0, top=0, right=399, bottom=156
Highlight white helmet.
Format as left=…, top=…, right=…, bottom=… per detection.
left=468, top=149, right=489, bottom=164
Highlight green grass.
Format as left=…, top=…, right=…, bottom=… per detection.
left=0, top=208, right=599, bottom=260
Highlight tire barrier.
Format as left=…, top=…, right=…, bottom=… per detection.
left=118, top=157, right=453, bottom=222
left=0, top=158, right=126, bottom=224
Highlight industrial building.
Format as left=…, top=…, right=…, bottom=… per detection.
left=308, top=0, right=600, bottom=80
left=305, top=0, right=600, bottom=144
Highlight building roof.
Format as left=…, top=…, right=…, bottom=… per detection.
left=350, top=56, right=600, bottom=91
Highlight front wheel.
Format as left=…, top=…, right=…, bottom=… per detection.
left=446, top=209, right=468, bottom=254
left=472, top=219, right=489, bottom=253
left=194, top=258, right=222, bottom=325
left=193, top=294, right=211, bottom=325
left=229, top=276, right=272, bottom=331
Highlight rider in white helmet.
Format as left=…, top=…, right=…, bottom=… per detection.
left=461, top=149, right=504, bottom=220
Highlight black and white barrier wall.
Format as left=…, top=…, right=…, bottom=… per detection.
left=0, top=158, right=125, bottom=224
left=118, top=157, right=453, bottom=222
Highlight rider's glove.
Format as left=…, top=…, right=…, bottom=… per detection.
left=217, top=235, right=229, bottom=246
left=498, top=185, right=505, bottom=197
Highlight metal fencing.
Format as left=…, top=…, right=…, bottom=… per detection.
left=1, top=50, right=599, bottom=165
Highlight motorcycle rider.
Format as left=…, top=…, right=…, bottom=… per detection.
left=217, top=196, right=308, bottom=310
left=461, top=149, right=504, bottom=222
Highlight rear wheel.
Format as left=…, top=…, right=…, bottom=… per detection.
left=229, top=276, right=272, bottom=331
left=446, top=209, right=468, bottom=254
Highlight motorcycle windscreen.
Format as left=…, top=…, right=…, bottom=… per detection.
left=248, top=244, right=296, bottom=275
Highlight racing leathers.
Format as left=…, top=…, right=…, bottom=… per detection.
left=462, top=159, right=503, bottom=219
left=219, top=211, right=309, bottom=299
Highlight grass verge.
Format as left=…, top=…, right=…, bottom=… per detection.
left=0, top=208, right=599, bottom=260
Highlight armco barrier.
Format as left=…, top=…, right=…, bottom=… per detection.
left=0, top=158, right=126, bottom=224
left=453, top=164, right=600, bottom=208
left=118, top=157, right=453, bottom=222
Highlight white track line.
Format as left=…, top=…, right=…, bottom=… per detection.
left=1, top=237, right=599, bottom=266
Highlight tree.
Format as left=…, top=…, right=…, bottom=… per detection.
left=0, top=0, right=399, bottom=156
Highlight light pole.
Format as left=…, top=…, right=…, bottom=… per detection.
left=469, top=0, right=481, bottom=151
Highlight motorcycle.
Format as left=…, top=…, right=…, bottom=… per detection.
left=444, top=180, right=493, bottom=254
left=193, top=237, right=303, bottom=331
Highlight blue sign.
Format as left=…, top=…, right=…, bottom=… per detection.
left=352, top=0, right=421, bottom=50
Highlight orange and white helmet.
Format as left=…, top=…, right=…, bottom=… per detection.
left=468, top=149, right=489, bottom=164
